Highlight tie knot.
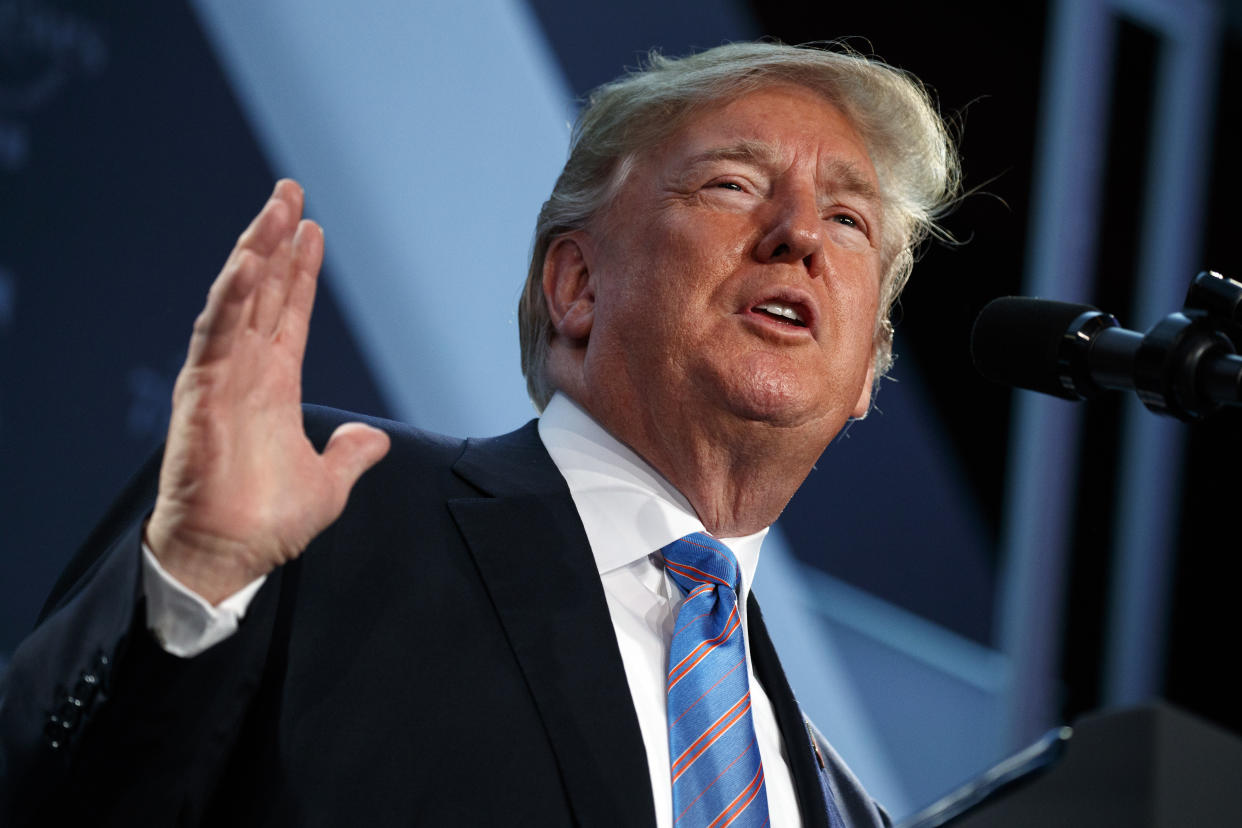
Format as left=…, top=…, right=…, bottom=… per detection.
left=661, top=532, right=741, bottom=596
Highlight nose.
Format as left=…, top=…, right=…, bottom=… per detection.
left=755, top=186, right=826, bottom=279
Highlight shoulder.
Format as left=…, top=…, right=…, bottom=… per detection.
left=301, top=403, right=551, bottom=503
left=302, top=403, right=465, bottom=458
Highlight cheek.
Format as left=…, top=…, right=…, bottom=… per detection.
left=586, top=263, right=682, bottom=373
left=834, top=252, right=882, bottom=319
left=819, top=263, right=882, bottom=378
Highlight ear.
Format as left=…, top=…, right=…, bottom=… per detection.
left=542, top=233, right=595, bottom=342
left=851, top=360, right=876, bottom=419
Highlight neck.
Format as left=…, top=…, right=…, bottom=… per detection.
left=570, top=391, right=831, bottom=537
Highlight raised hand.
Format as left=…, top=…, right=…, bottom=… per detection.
left=145, top=180, right=391, bottom=604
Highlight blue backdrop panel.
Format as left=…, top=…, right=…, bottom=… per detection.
left=0, top=0, right=388, bottom=655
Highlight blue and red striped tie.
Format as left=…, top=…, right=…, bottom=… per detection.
left=663, top=532, right=770, bottom=828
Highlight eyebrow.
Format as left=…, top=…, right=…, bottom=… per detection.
left=683, top=139, right=782, bottom=172
left=820, top=158, right=881, bottom=203
left=683, top=140, right=881, bottom=203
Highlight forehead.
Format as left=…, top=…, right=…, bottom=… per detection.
left=643, top=83, right=878, bottom=186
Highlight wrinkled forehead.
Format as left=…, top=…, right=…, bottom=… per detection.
left=623, top=80, right=883, bottom=194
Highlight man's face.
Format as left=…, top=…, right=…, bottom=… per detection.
left=577, top=83, right=884, bottom=447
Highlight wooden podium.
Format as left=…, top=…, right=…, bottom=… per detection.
left=899, top=703, right=1242, bottom=827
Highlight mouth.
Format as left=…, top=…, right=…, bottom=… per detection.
left=739, top=287, right=819, bottom=339
left=751, top=300, right=809, bottom=328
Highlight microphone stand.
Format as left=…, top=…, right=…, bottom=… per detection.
left=1060, top=271, right=1242, bottom=421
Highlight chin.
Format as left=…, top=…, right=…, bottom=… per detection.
left=717, top=357, right=830, bottom=429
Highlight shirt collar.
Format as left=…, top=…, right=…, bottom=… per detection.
left=537, top=392, right=767, bottom=598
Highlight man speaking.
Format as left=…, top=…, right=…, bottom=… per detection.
left=1, top=42, right=958, bottom=826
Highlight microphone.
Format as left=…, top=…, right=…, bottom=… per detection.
left=971, top=293, right=1242, bottom=421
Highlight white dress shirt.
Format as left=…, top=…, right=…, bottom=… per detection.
left=142, top=392, right=803, bottom=826
left=538, top=393, right=802, bottom=828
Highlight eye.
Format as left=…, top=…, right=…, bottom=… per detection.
left=714, top=181, right=744, bottom=192
left=827, top=210, right=870, bottom=237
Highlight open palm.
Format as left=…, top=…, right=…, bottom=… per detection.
left=145, top=180, right=390, bottom=604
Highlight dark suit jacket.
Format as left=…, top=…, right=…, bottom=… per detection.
left=0, top=405, right=890, bottom=827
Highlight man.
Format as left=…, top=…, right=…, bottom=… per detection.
left=0, top=42, right=957, bottom=826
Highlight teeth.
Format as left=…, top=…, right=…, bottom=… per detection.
left=755, top=302, right=804, bottom=324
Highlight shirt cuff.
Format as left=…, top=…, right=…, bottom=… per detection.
left=141, top=542, right=267, bottom=658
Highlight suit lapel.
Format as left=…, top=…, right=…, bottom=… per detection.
left=747, top=592, right=837, bottom=828
left=448, top=422, right=656, bottom=827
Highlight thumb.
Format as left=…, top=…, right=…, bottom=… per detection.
left=322, top=422, right=391, bottom=492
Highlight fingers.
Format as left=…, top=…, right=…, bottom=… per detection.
left=234, top=179, right=304, bottom=260
left=322, top=422, right=392, bottom=500
left=189, top=247, right=263, bottom=364
left=282, top=219, right=324, bottom=362
left=247, top=181, right=307, bottom=335
left=187, top=180, right=314, bottom=365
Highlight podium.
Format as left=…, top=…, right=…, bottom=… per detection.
left=900, top=703, right=1242, bottom=827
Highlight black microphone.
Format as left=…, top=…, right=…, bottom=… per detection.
left=971, top=295, right=1242, bottom=420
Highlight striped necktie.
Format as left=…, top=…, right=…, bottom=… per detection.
left=663, top=532, right=770, bottom=827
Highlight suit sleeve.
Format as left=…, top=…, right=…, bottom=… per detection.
left=0, top=453, right=285, bottom=826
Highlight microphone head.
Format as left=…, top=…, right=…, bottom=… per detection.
left=971, top=297, right=1101, bottom=398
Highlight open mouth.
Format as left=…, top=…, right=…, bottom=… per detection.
left=752, top=301, right=808, bottom=328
